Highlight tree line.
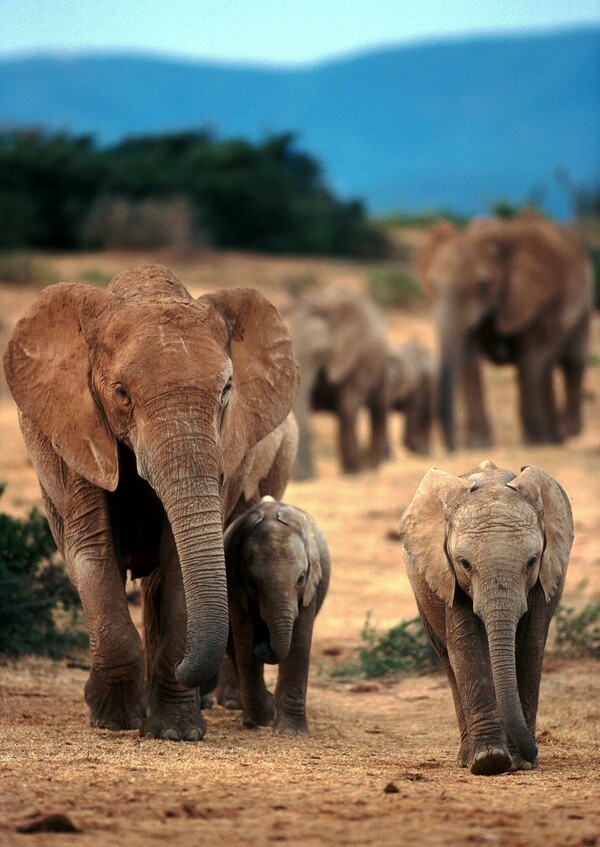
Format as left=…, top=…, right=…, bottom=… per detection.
left=0, top=129, right=387, bottom=256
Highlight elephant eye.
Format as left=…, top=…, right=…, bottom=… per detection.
left=220, top=377, right=233, bottom=406
left=458, top=556, right=472, bottom=572
left=297, top=572, right=306, bottom=587
left=114, top=384, right=131, bottom=406
left=526, top=554, right=538, bottom=569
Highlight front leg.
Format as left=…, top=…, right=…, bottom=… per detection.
left=62, top=483, right=146, bottom=731
left=273, top=603, right=316, bottom=735
left=142, top=525, right=205, bottom=741
left=229, top=602, right=274, bottom=728
left=460, top=338, right=493, bottom=448
left=446, top=600, right=512, bottom=775
left=337, top=389, right=362, bottom=473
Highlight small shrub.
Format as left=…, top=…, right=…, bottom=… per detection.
left=0, top=253, right=58, bottom=286
left=366, top=265, right=423, bottom=309
left=0, top=487, right=87, bottom=658
left=332, top=612, right=440, bottom=679
left=77, top=268, right=112, bottom=287
left=553, top=601, right=600, bottom=659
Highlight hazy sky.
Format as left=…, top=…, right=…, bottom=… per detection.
left=2, top=0, right=599, bottom=65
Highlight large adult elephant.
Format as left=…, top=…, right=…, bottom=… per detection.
left=419, top=215, right=593, bottom=449
left=3, top=264, right=299, bottom=741
left=284, top=287, right=389, bottom=480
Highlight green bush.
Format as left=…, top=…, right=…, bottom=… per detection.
left=0, top=487, right=87, bottom=658
left=333, top=612, right=440, bottom=679
left=366, top=265, right=424, bottom=309
left=553, top=601, right=600, bottom=659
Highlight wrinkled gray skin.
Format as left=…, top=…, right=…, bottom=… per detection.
left=3, top=265, right=299, bottom=742
left=385, top=341, right=435, bottom=455
left=419, top=215, right=593, bottom=449
left=216, top=499, right=330, bottom=735
left=284, top=287, right=390, bottom=480
left=401, top=461, right=573, bottom=775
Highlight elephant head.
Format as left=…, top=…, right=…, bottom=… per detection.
left=400, top=460, right=573, bottom=765
left=4, top=264, right=299, bottom=688
left=225, top=501, right=327, bottom=664
left=419, top=215, right=576, bottom=449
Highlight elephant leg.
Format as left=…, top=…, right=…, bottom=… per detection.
left=273, top=605, right=315, bottom=735
left=141, top=524, right=206, bottom=741
left=461, top=339, right=493, bottom=448
left=517, top=347, right=561, bottom=444
left=214, top=652, right=243, bottom=710
left=63, top=486, right=146, bottom=732
left=337, top=389, right=362, bottom=473
left=403, top=388, right=431, bottom=455
left=229, top=606, right=274, bottom=728
left=366, top=384, right=390, bottom=467
left=446, top=602, right=512, bottom=775
left=559, top=318, right=589, bottom=437
left=292, top=379, right=316, bottom=481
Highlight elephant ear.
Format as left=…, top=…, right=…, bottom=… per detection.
left=495, top=225, right=563, bottom=335
left=223, top=506, right=266, bottom=611
left=302, top=517, right=329, bottom=608
left=507, top=466, right=574, bottom=601
left=418, top=221, right=458, bottom=295
left=325, top=291, right=386, bottom=384
left=3, top=283, right=119, bottom=490
left=399, top=468, right=471, bottom=606
left=199, top=288, right=300, bottom=479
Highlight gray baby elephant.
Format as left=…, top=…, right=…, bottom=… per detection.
left=222, top=498, right=331, bottom=735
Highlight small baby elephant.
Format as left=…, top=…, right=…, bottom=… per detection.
left=400, top=460, right=573, bottom=776
left=222, top=498, right=331, bottom=735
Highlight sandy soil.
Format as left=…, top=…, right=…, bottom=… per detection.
left=1, top=249, right=599, bottom=847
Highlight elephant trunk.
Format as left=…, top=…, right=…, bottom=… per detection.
left=480, top=599, right=537, bottom=765
left=437, top=308, right=464, bottom=452
left=142, top=431, right=229, bottom=690
left=255, top=601, right=297, bottom=665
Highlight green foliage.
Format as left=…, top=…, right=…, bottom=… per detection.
left=76, top=267, right=113, bottom=287
left=489, top=201, right=542, bottom=220
left=366, top=265, right=424, bottom=309
left=553, top=601, right=600, bottom=659
left=0, top=252, right=58, bottom=286
left=0, top=489, right=87, bottom=658
left=377, top=210, right=468, bottom=229
left=0, top=128, right=388, bottom=257
left=334, top=613, right=440, bottom=679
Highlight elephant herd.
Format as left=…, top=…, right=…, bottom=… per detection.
left=286, top=212, right=594, bottom=479
left=2, top=211, right=589, bottom=776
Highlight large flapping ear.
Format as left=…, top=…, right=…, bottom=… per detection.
left=507, top=466, right=574, bottom=601
left=495, top=223, right=563, bottom=335
left=199, top=288, right=300, bottom=479
left=418, top=221, right=458, bottom=295
left=223, top=506, right=266, bottom=610
left=302, top=517, right=329, bottom=608
left=3, top=283, right=119, bottom=491
left=318, top=289, right=387, bottom=384
left=399, top=468, right=471, bottom=606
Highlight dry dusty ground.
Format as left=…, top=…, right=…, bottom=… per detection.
left=1, top=249, right=599, bottom=847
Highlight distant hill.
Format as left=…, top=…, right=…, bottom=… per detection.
left=1, top=28, right=599, bottom=218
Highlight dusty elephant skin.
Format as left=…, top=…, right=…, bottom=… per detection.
left=216, top=498, right=331, bottom=735
left=385, top=340, right=435, bottom=455
left=284, top=287, right=390, bottom=480
left=419, top=214, right=593, bottom=450
left=2, top=264, right=300, bottom=741
left=400, top=460, right=573, bottom=776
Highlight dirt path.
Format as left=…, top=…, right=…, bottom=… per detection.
left=1, top=254, right=599, bottom=846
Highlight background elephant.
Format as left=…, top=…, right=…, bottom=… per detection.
left=3, top=264, right=299, bottom=741
left=419, top=214, right=593, bottom=449
left=385, top=341, right=435, bottom=455
left=284, top=286, right=389, bottom=479
left=218, top=498, right=330, bottom=735
left=400, top=460, right=573, bottom=775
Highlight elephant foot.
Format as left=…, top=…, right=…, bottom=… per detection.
left=469, top=744, right=512, bottom=776
left=142, top=702, right=206, bottom=742
left=242, top=693, right=275, bottom=729
left=273, top=714, right=308, bottom=736
left=85, top=666, right=146, bottom=731
left=464, top=432, right=493, bottom=450
left=456, top=742, right=469, bottom=768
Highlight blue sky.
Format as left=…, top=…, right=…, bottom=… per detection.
left=2, top=0, right=599, bottom=65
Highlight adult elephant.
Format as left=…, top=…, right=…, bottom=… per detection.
left=284, top=287, right=389, bottom=480
left=3, top=264, right=299, bottom=741
left=419, top=215, right=593, bottom=449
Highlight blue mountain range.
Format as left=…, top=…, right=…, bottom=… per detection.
left=1, top=27, right=598, bottom=218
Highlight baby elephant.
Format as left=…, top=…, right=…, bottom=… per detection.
left=222, top=499, right=331, bottom=735
left=400, top=460, right=573, bottom=776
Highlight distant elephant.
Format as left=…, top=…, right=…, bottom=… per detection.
left=3, top=264, right=299, bottom=741
left=400, top=460, right=573, bottom=775
left=216, top=498, right=330, bottom=735
left=284, top=287, right=389, bottom=479
left=419, top=215, right=593, bottom=449
left=385, top=341, right=435, bottom=455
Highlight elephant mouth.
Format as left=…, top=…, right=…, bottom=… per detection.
left=253, top=642, right=278, bottom=664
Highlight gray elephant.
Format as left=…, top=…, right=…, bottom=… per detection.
left=400, top=460, right=573, bottom=775
left=3, top=264, right=299, bottom=741
left=218, top=498, right=330, bottom=735
left=385, top=341, right=435, bottom=455
left=419, top=214, right=593, bottom=449
left=284, top=287, right=389, bottom=480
